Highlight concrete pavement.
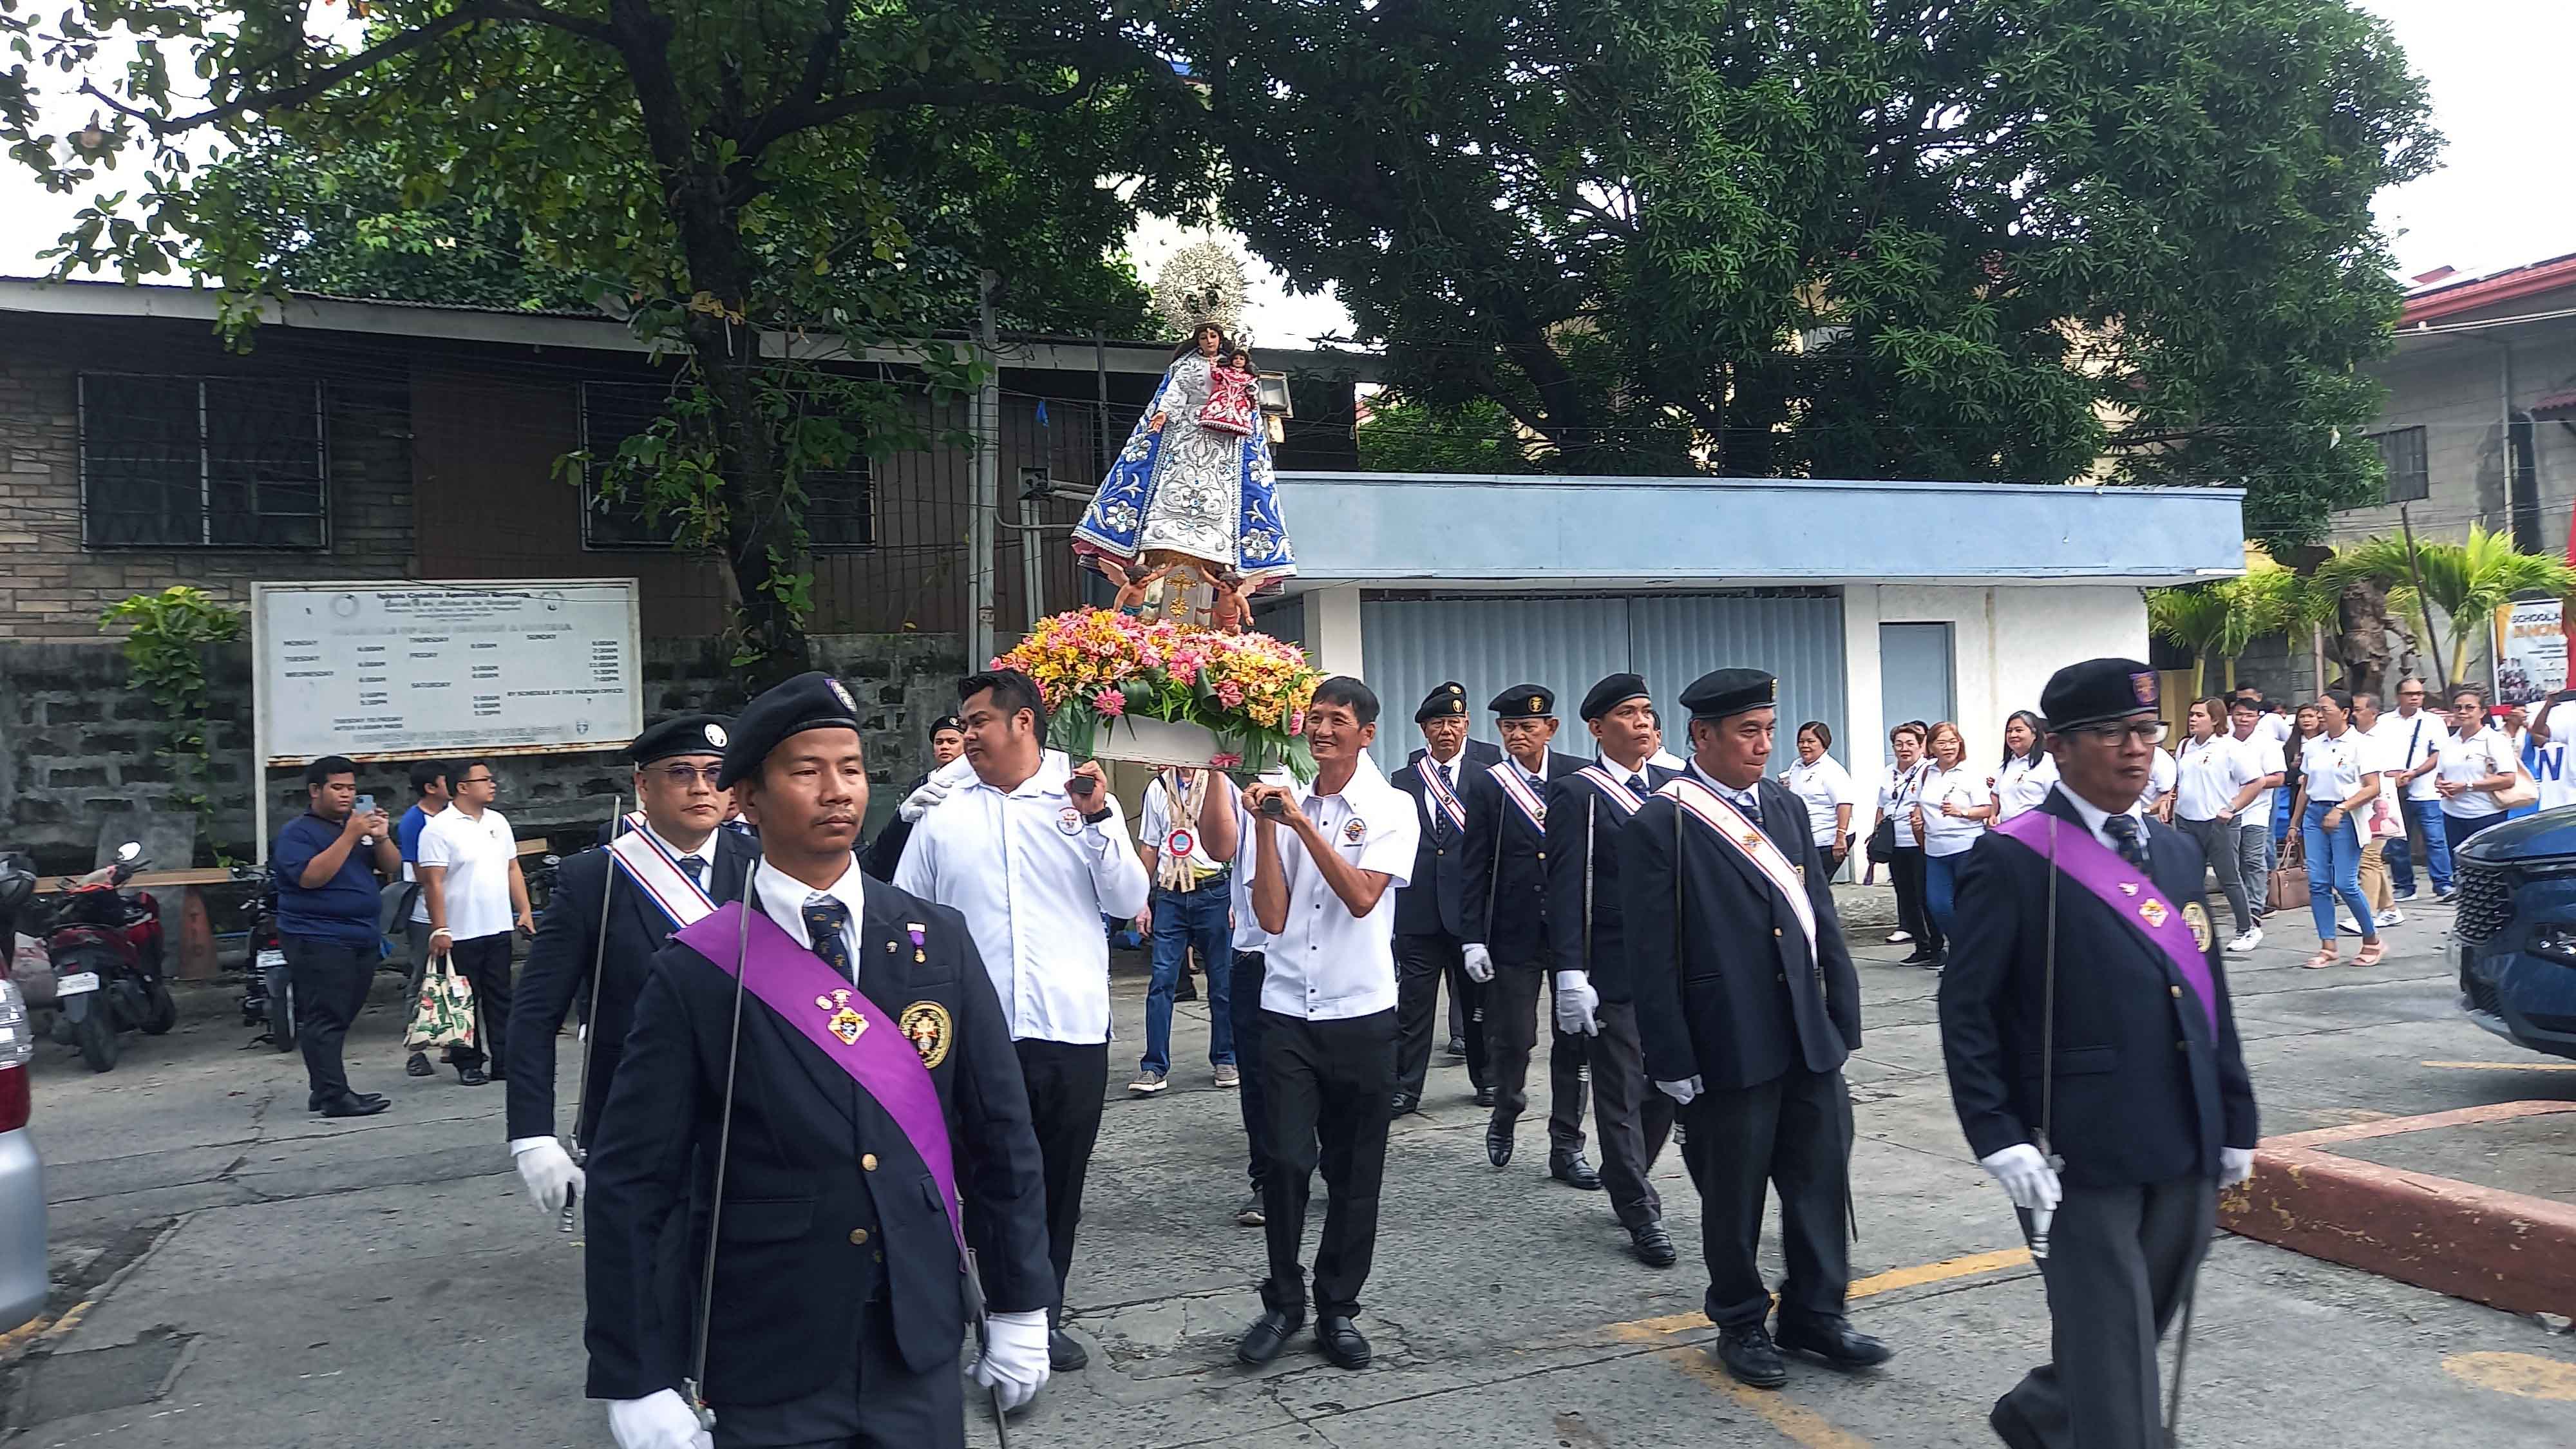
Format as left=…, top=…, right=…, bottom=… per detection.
left=7, top=893, right=2576, bottom=1446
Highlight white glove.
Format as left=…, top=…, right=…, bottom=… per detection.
left=1462, top=943, right=1495, bottom=983
left=606, top=1389, right=710, bottom=1449
left=1980, top=1143, right=2063, bottom=1213
left=1552, top=971, right=1601, bottom=1036
left=898, top=773, right=955, bottom=824
left=969, top=1308, right=1051, bottom=1412
left=511, top=1136, right=584, bottom=1217
left=2221, top=1146, right=2255, bottom=1188
left=1654, top=1075, right=1703, bottom=1105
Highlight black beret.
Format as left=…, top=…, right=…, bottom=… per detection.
left=928, top=714, right=965, bottom=735
left=628, top=712, right=734, bottom=767
left=1578, top=673, right=1651, bottom=723
left=1679, top=668, right=1777, bottom=721
left=718, top=672, right=864, bottom=789
left=1415, top=681, right=1470, bottom=724
left=2040, top=658, right=2159, bottom=733
left=1488, top=683, right=1555, bottom=718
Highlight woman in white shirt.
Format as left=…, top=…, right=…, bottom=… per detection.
left=1782, top=721, right=1859, bottom=872
left=2171, top=697, right=2266, bottom=952
left=2290, top=691, right=2383, bottom=969
left=1991, top=710, right=2057, bottom=820
left=1912, top=721, right=1986, bottom=970
left=2436, top=685, right=2521, bottom=848
left=1874, top=723, right=1935, bottom=961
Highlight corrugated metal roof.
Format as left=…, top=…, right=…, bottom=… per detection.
left=2400, top=252, right=2576, bottom=325
left=2535, top=387, right=2576, bottom=421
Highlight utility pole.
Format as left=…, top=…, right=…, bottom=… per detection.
left=969, top=271, right=1000, bottom=668
left=2400, top=504, right=2448, bottom=687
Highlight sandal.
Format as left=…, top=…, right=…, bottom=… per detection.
left=2354, top=940, right=2385, bottom=967
left=2302, top=945, right=2338, bottom=970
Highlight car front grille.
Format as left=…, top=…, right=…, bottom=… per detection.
left=2453, top=862, right=2514, bottom=943
left=2463, top=965, right=2504, bottom=1018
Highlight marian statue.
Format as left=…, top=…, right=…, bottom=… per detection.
left=1074, top=245, right=1296, bottom=623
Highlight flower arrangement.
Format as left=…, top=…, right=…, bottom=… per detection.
left=995, top=608, right=1321, bottom=780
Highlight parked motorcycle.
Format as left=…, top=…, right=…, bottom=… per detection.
left=34, top=843, right=175, bottom=1073
left=231, top=863, right=294, bottom=1052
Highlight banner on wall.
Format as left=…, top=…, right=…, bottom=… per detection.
left=2493, top=599, right=2566, bottom=707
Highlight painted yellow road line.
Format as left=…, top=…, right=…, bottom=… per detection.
left=0, top=1314, right=52, bottom=1358
left=2443, top=1351, right=2576, bottom=1400
left=1611, top=1246, right=2034, bottom=1338
left=2420, top=1059, right=2576, bottom=1072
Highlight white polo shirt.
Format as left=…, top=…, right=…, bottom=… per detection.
left=1242, top=755, right=1419, bottom=1021
left=894, top=750, right=1151, bottom=1045
left=417, top=805, right=518, bottom=941
left=2381, top=709, right=2446, bottom=802
left=1994, top=753, right=2060, bottom=820
left=2438, top=727, right=2517, bottom=820
left=2173, top=733, right=2260, bottom=822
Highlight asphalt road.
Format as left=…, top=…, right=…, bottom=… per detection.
left=6, top=888, right=2576, bottom=1446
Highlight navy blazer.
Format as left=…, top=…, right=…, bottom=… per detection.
left=1938, top=788, right=2259, bottom=1188
left=507, top=826, right=759, bottom=1143
left=1622, top=775, right=1861, bottom=1090
left=1544, top=760, right=1681, bottom=1003
left=583, top=872, right=1051, bottom=1407
left=1461, top=750, right=1594, bottom=965
left=859, top=772, right=932, bottom=882
left=1389, top=739, right=1502, bottom=938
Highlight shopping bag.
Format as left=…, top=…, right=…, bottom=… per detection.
left=404, top=953, right=478, bottom=1052
left=2492, top=765, right=2539, bottom=811
left=2266, top=836, right=2308, bottom=914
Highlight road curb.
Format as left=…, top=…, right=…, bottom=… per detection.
left=2221, top=1100, right=2576, bottom=1318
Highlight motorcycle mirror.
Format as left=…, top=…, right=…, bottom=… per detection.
left=115, top=842, right=142, bottom=863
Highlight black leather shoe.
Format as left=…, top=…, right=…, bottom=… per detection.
left=1390, top=1092, right=1418, bottom=1116
left=1472, top=1086, right=1496, bottom=1108
left=317, top=1091, right=391, bottom=1119
left=1988, top=1395, right=2046, bottom=1449
left=1486, top=1121, right=1514, bottom=1168
left=1445, top=1036, right=1466, bottom=1059
left=455, top=1065, right=490, bottom=1086
left=1777, top=1315, right=1893, bottom=1370
left=1048, top=1329, right=1088, bottom=1372
left=1315, top=1315, right=1370, bottom=1369
left=1236, top=1307, right=1303, bottom=1366
left=1628, top=1221, right=1678, bottom=1267
left=1549, top=1154, right=1603, bottom=1191
left=1714, top=1322, right=1789, bottom=1388
left=404, top=1051, right=434, bottom=1078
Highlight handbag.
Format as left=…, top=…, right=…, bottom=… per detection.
left=2493, top=765, right=2539, bottom=811
left=1867, top=815, right=1897, bottom=860
left=2266, top=834, right=2309, bottom=914
left=404, top=952, right=478, bottom=1052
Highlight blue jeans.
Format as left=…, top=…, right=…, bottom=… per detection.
left=1925, top=851, right=1965, bottom=947
left=2302, top=802, right=2374, bottom=943
left=2386, top=796, right=2452, bottom=895
left=1142, top=878, right=1234, bottom=1075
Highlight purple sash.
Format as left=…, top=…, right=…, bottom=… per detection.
left=674, top=903, right=967, bottom=1262
left=1993, top=810, right=2217, bottom=1034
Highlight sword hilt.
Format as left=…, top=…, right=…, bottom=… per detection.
left=681, top=1379, right=716, bottom=1433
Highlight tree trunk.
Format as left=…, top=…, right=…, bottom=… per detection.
left=2330, top=578, right=2392, bottom=697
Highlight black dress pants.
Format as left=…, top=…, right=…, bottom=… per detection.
left=1229, top=951, right=1271, bottom=1193
left=1013, top=1037, right=1108, bottom=1326
left=1258, top=1008, right=1396, bottom=1319
left=1483, top=961, right=1588, bottom=1159
left=2000, top=1175, right=2216, bottom=1449
left=1678, top=1066, right=1853, bottom=1327
left=281, top=934, right=374, bottom=1103
left=444, top=931, right=515, bottom=1072
left=1394, top=931, right=1481, bottom=1098
left=1587, top=1000, right=1673, bottom=1229
left=1889, top=845, right=1937, bottom=952
left=709, top=1297, right=963, bottom=1449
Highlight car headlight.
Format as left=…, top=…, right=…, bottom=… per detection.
left=2532, top=925, right=2576, bottom=967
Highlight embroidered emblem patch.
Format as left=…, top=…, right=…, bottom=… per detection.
left=828, top=679, right=857, bottom=711
left=2130, top=671, right=2159, bottom=706
left=2139, top=898, right=2170, bottom=929
left=1058, top=807, right=1084, bottom=835
left=811, top=987, right=867, bottom=1045
left=2183, top=901, right=2213, bottom=953
left=1343, top=816, right=1367, bottom=846
left=900, top=1001, right=953, bottom=1069
left=704, top=723, right=729, bottom=748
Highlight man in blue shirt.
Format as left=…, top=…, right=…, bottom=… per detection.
left=272, top=755, right=402, bottom=1117
left=394, top=760, right=453, bottom=1078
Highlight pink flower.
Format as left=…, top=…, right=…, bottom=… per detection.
left=1289, top=711, right=1305, bottom=735
left=1168, top=659, right=1198, bottom=685
left=1209, top=752, right=1244, bottom=769
left=1217, top=681, right=1246, bottom=708
left=1092, top=687, right=1126, bottom=717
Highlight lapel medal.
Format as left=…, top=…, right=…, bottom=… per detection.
left=2182, top=900, right=2213, bottom=953
left=2138, top=898, right=2170, bottom=929
left=813, top=987, right=868, bottom=1045
left=907, top=922, right=928, bottom=963
left=900, top=1001, right=953, bottom=1068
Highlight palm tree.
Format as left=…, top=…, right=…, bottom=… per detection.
left=2217, top=565, right=2336, bottom=691
left=2145, top=584, right=2231, bottom=694
left=2329, top=525, right=2576, bottom=683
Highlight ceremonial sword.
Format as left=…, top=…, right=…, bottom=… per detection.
left=562, top=795, right=626, bottom=1235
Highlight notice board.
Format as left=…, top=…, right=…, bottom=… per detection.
left=252, top=580, right=643, bottom=764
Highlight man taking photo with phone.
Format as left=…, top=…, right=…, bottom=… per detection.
left=270, top=755, right=402, bottom=1117
left=895, top=668, right=1151, bottom=1376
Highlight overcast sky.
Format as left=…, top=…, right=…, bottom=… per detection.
left=1, top=1, right=2563, bottom=340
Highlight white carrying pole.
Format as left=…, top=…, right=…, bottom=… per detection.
left=250, top=585, right=270, bottom=866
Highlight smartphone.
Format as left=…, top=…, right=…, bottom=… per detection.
left=1258, top=794, right=1289, bottom=820
left=1067, top=772, right=1100, bottom=800
left=357, top=793, right=377, bottom=816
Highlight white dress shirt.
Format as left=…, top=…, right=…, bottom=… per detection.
left=1230, top=768, right=1294, bottom=954
left=894, top=750, right=1151, bottom=1045
left=1649, top=748, right=1687, bottom=771
left=751, top=853, right=871, bottom=980
left=1684, top=760, right=1766, bottom=820
left=1244, top=755, right=1419, bottom=1021
left=2143, top=746, right=2177, bottom=809
left=2053, top=784, right=2152, bottom=856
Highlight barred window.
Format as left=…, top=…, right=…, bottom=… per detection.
left=2371, top=426, right=2429, bottom=505
left=79, top=374, right=327, bottom=548
left=580, top=380, right=873, bottom=552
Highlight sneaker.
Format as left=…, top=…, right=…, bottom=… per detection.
left=2374, top=907, right=2404, bottom=928
left=2226, top=927, right=2263, bottom=954
left=1886, top=929, right=1913, bottom=945
left=2434, top=887, right=2458, bottom=903
left=1126, top=1069, right=1168, bottom=1096
left=1213, top=1062, right=1241, bottom=1089
left=1235, top=1195, right=1265, bottom=1227
left=2394, top=888, right=2419, bottom=903
left=2337, top=913, right=2363, bottom=937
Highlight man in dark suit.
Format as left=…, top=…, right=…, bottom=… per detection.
left=860, top=714, right=965, bottom=882
left=1461, top=684, right=1596, bottom=1184
left=1546, top=673, right=1683, bottom=1266
left=509, top=714, right=759, bottom=1221
left=1940, top=659, right=2258, bottom=1449
left=585, top=672, right=1053, bottom=1449
left=1624, top=668, right=1888, bottom=1389
left=1388, top=681, right=1502, bottom=1112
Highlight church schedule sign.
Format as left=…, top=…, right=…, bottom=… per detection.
left=252, top=580, right=643, bottom=763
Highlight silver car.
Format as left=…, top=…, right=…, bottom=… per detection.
left=0, top=976, right=44, bottom=1333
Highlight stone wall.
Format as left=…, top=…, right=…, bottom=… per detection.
left=0, top=632, right=970, bottom=872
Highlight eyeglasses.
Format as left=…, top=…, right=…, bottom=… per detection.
left=652, top=764, right=724, bottom=786
left=455, top=774, right=496, bottom=786
left=2065, top=721, right=2168, bottom=746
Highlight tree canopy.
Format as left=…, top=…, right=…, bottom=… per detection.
left=1182, top=0, right=2438, bottom=549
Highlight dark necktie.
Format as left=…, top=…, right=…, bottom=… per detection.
left=1629, top=773, right=1649, bottom=796
left=2103, top=813, right=2150, bottom=870
left=1432, top=765, right=1453, bottom=843
left=802, top=896, right=857, bottom=982
left=679, top=855, right=707, bottom=888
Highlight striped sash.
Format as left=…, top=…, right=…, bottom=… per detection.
left=606, top=828, right=719, bottom=929
left=1490, top=761, right=1549, bottom=831
left=1660, top=777, right=1817, bottom=953
left=1574, top=764, right=1645, bottom=816
left=1419, top=758, right=1469, bottom=832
